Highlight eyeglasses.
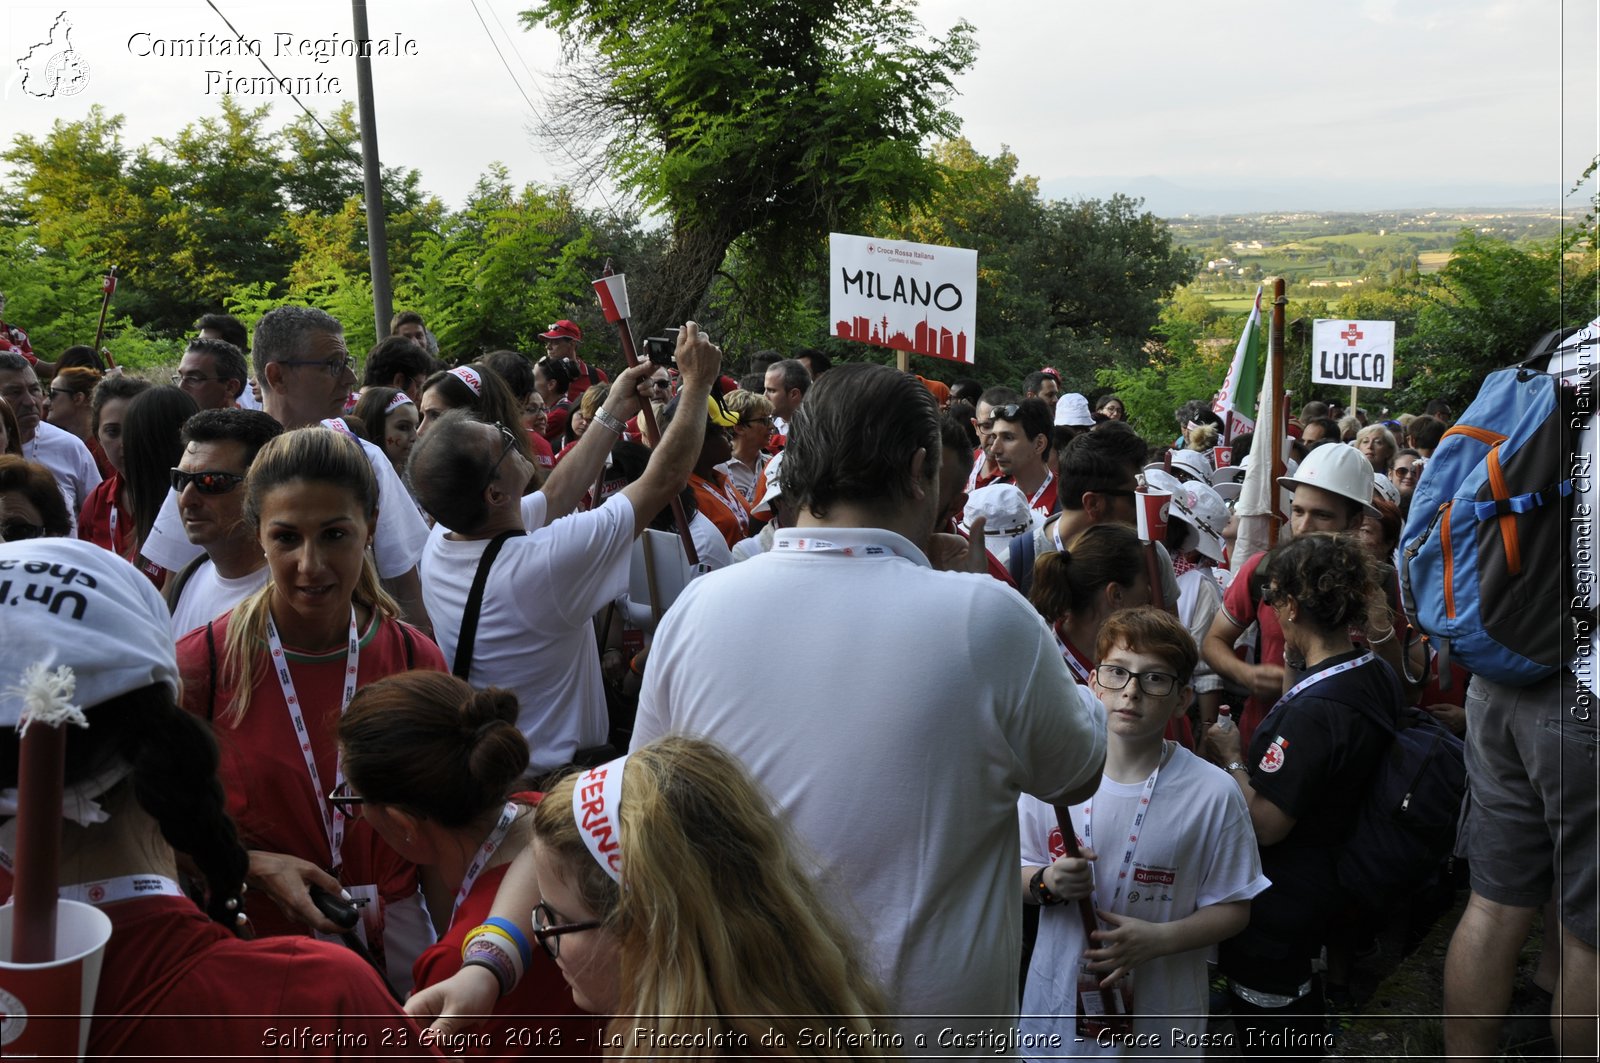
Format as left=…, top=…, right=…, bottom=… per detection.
left=170, top=468, right=246, bottom=495
left=0, top=520, right=47, bottom=541
left=1391, top=465, right=1419, bottom=480
left=481, top=422, right=519, bottom=491
left=171, top=372, right=218, bottom=387
left=532, top=901, right=601, bottom=960
left=741, top=416, right=772, bottom=428
left=327, top=782, right=365, bottom=819
left=279, top=356, right=354, bottom=378
left=650, top=379, right=672, bottom=391
left=993, top=404, right=1023, bottom=420
left=1095, top=663, right=1180, bottom=697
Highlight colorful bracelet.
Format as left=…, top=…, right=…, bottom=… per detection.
left=461, top=948, right=516, bottom=998
left=482, top=916, right=534, bottom=971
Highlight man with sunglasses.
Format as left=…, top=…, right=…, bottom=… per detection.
left=139, top=307, right=434, bottom=634
left=408, top=324, right=722, bottom=776
left=163, top=409, right=283, bottom=636
left=989, top=397, right=1057, bottom=518
left=966, top=385, right=1022, bottom=493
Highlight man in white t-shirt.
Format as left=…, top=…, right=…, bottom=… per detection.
left=409, top=329, right=720, bottom=773
left=164, top=408, right=283, bottom=636
left=1019, top=608, right=1266, bottom=1060
left=141, top=306, right=432, bottom=632
left=1, top=352, right=101, bottom=523
left=633, top=363, right=1107, bottom=1053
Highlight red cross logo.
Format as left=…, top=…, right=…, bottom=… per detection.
left=1341, top=323, right=1364, bottom=346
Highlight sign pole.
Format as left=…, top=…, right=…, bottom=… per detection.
left=1350, top=384, right=1359, bottom=421
left=1268, top=279, right=1287, bottom=547
left=895, top=350, right=910, bottom=374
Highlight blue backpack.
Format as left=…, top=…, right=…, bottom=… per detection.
left=1400, top=349, right=1585, bottom=685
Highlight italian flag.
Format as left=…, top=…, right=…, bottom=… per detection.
left=1213, top=287, right=1262, bottom=440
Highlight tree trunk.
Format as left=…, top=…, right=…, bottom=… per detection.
left=638, top=218, right=739, bottom=337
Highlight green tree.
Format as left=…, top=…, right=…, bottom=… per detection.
left=519, top=0, right=976, bottom=334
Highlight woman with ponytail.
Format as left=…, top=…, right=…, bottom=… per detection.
left=338, top=671, right=599, bottom=1058
left=0, top=539, right=426, bottom=1056
left=406, top=736, right=893, bottom=1058
left=174, top=427, right=446, bottom=985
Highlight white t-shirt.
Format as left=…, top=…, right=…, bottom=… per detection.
left=420, top=493, right=636, bottom=771
left=169, top=559, right=270, bottom=638
left=1017, top=746, right=1269, bottom=1060
left=634, top=526, right=1107, bottom=1049
left=142, top=435, right=428, bottom=579
left=1174, top=565, right=1224, bottom=694
left=26, top=421, right=101, bottom=526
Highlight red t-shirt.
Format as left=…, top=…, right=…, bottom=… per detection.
left=1220, top=551, right=1281, bottom=749
left=528, top=429, right=555, bottom=471
left=689, top=471, right=752, bottom=548
left=543, top=403, right=572, bottom=446
left=76, top=895, right=438, bottom=1060
left=0, top=321, right=34, bottom=361
left=176, top=611, right=446, bottom=940
left=77, top=473, right=163, bottom=586
left=412, top=836, right=602, bottom=1058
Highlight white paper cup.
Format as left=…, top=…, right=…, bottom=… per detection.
left=0, top=900, right=113, bottom=1060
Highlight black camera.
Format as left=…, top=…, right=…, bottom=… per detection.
left=643, top=328, right=680, bottom=367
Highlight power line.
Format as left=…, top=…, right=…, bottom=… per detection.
left=202, top=0, right=362, bottom=164
left=464, top=0, right=626, bottom=221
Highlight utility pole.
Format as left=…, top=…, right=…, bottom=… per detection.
left=352, top=0, right=393, bottom=340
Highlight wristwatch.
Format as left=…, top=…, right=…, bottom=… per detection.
left=1226, top=761, right=1249, bottom=774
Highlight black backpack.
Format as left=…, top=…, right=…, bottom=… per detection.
left=1336, top=704, right=1467, bottom=911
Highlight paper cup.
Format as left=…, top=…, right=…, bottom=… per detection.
left=0, top=900, right=113, bottom=1060
left=1135, top=489, right=1172, bottom=543
left=1212, top=445, right=1233, bottom=468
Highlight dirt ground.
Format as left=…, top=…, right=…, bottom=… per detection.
left=1206, top=884, right=1561, bottom=1061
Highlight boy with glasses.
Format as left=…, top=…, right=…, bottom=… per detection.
left=1019, top=607, right=1267, bottom=1057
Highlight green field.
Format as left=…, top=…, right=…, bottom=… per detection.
left=1202, top=294, right=1259, bottom=312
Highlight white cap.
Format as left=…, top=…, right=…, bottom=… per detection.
left=0, top=538, right=180, bottom=730
left=1210, top=465, right=1245, bottom=486
left=961, top=483, right=1039, bottom=565
left=1169, top=449, right=1213, bottom=482
left=1278, top=442, right=1379, bottom=518
left=1173, top=481, right=1230, bottom=563
left=1372, top=472, right=1400, bottom=507
left=1054, top=393, right=1095, bottom=427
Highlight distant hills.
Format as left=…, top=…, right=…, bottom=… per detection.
left=1036, top=175, right=1563, bottom=217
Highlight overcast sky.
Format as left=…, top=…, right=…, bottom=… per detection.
left=2, top=0, right=1595, bottom=215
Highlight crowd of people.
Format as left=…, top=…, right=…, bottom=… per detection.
left=0, top=295, right=1592, bottom=1062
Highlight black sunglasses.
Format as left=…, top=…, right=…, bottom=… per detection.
left=170, top=468, right=246, bottom=495
left=481, top=422, right=519, bottom=491
left=993, top=403, right=1023, bottom=420
left=327, top=782, right=365, bottom=819
left=1, top=520, right=47, bottom=541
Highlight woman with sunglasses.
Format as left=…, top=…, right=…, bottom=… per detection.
left=407, top=736, right=892, bottom=1058
left=0, top=453, right=72, bottom=540
left=0, top=539, right=429, bottom=1057
left=175, top=427, right=446, bottom=989
left=1203, top=533, right=1402, bottom=1051
left=337, top=671, right=600, bottom=1058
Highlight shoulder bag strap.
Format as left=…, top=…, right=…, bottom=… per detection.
left=453, top=530, right=520, bottom=683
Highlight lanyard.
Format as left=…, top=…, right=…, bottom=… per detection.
left=1081, top=747, right=1166, bottom=915
left=452, top=801, right=519, bottom=923
left=1266, top=652, right=1376, bottom=721
left=266, top=609, right=361, bottom=870
left=1027, top=472, right=1055, bottom=511
left=698, top=474, right=749, bottom=535
left=1056, top=627, right=1093, bottom=684
left=61, top=874, right=185, bottom=906
left=773, top=537, right=898, bottom=558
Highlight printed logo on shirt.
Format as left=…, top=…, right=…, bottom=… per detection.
left=1132, top=865, right=1176, bottom=886
left=1047, top=826, right=1066, bottom=859
left=1260, top=736, right=1289, bottom=774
